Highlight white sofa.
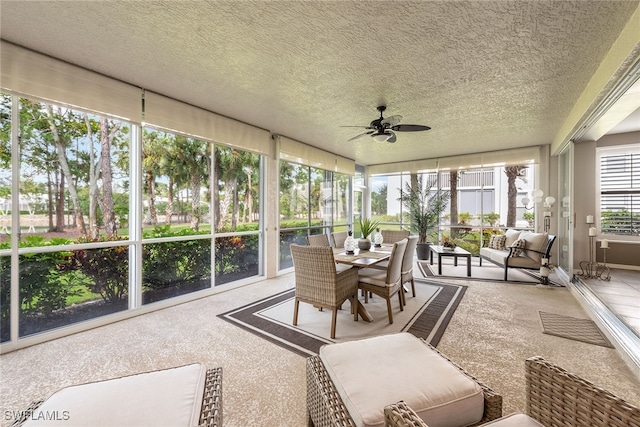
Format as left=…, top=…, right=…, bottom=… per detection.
left=479, top=229, right=555, bottom=281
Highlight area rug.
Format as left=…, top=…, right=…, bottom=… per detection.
left=218, top=278, right=466, bottom=357
left=418, top=257, right=560, bottom=285
left=539, top=311, right=613, bottom=348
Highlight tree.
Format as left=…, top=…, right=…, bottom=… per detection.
left=174, top=136, right=210, bottom=231
left=504, top=166, right=527, bottom=227
left=371, top=183, right=387, bottom=216
left=449, top=171, right=459, bottom=238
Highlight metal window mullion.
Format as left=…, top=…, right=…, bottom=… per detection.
left=10, top=95, right=20, bottom=343
left=129, top=124, right=143, bottom=309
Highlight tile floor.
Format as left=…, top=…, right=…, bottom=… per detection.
left=582, top=268, right=640, bottom=337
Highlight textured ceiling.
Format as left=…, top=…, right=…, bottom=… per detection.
left=1, top=0, right=638, bottom=166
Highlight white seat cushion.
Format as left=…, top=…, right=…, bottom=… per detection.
left=23, top=363, right=206, bottom=427
left=319, top=333, right=484, bottom=427
left=481, top=413, right=544, bottom=426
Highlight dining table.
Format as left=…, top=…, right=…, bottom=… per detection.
left=332, top=244, right=393, bottom=322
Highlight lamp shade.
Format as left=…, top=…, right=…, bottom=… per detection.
left=373, top=133, right=390, bottom=142
left=545, top=196, right=556, bottom=206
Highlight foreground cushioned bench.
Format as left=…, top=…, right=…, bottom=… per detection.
left=384, top=356, right=640, bottom=427
left=10, top=364, right=222, bottom=427
left=306, top=333, right=502, bottom=427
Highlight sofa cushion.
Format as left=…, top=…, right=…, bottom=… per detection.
left=519, top=231, right=548, bottom=263
left=509, top=238, right=526, bottom=257
left=319, top=333, right=484, bottom=427
left=482, top=413, right=544, bottom=426
left=504, top=229, right=522, bottom=247
left=493, top=235, right=506, bottom=250
left=23, top=363, right=206, bottom=427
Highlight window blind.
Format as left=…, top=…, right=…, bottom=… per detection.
left=278, top=135, right=355, bottom=175
left=600, top=151, right=639, bottom=236
left=143, top=91, right=271, bottom=156
left=0, top=41, right=142, bottom=122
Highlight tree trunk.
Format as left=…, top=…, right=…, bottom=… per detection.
left=505, top=166, right=520, bottom=227
left=190, top=170, right=201, bottom=231
left=231, top=177, right=239, bottom=230
left=166, top=177, right=174, bottom=225
left=55, top=170, right=65, bottom=231
left=86, top=115, right=99, bottom=239
left=449, top=171, right=459, bottom=238
left=213, top=154, right=222, bottom=230
left=100, top=118, right=117, bottom=236
left=143, top=170, right=157, bottom=225
left=46, top=106, right=86, bottom=237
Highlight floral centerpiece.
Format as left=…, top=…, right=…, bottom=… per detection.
left=441, top=235, right=456, bottom=250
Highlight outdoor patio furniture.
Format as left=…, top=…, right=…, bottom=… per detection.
left=479, top=230, right=556, bottom=281
left=381, top=229, right=410, bottom=243
left=10, top=364, right=222, bottom=427
left=368, top=236, right=419, bottom=300
left=357, top=238, right=408, bottom=324
left=290, top=244, right=359, bottom=338
left=307, top=234, right=331, bottom=246
left=383, top=355, right=640, bottom=427
left=331, top=231, right=348, bottom=248
left=306, top=333, right=502, bottom=427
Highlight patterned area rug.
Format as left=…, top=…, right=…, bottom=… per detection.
left=539, top=311, right=614, bottom=348
left=418, top=258, right=562, bottom=286
left=218, top=279, right=466, bottom=357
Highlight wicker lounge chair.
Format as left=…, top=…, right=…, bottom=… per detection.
left=306, top=338, right=502, bottom=427
left=383, top=355, right=640, bottom=427
left=10, top=366, right=223, bottom=427
left=290, top=244, right=359, bottom=339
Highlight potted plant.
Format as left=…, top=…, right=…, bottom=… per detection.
left=399, top=177, right=450, bottom=260
left=357, top=217, right=380, bottom=251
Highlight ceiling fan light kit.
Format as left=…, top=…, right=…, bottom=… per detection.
left=344, top=105, right=431, bottom=143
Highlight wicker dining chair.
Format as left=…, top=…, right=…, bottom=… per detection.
left=306, top=233, right=330, bottom=246
left=357, top=238, right=408, bottom=324
left=383, top=355, right=640, bottom=427
left=331, top=231, right=348, bottom=248
left=381, top=229, right=410, bottom=243
left=290, top=244, right=358, bottom=339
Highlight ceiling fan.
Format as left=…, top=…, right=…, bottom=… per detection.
left=344, top=105, right=431, bottom=143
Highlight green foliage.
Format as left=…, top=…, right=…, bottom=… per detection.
left=357, top=217, right=380, bottom=239
left=482, top=212, right=500, bottom=226
left=399, top=177, right=450, bottom=243
left=142, top=226, right=211, bottom=289
left=70, top=236, right=129, bottom=303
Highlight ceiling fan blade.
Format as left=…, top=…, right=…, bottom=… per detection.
left=348, top=130, right=374, bottom=141
left=387, top=131, right=397, bottom=143
left=391, top=124, right=431, bottom=132
left=340, top=125, right=374, bottom=129
left=381, top=115, right=402, bottom=127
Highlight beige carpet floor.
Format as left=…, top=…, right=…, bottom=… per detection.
left=1, top=271, right=639, bottom=427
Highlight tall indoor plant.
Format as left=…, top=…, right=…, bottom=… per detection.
left=399, top=176, right=450, bottom=259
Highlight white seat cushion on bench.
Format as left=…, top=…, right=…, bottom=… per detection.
left=319, top=333, right=484, bottom=427
left=23, top=363, right=206, bottom=427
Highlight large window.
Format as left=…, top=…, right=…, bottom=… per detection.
left=278, top=160, right=349, bottom=270
left=0, top=93, right=265, bottom=347
left=598, top=145, right=640, bottom=236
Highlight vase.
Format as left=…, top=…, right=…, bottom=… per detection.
left=358, top=238, right=371, bottom=251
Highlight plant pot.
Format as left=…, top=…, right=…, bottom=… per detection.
left=358, top=238, right=371, bottom=251
left=416, top=242, right=431, bottom=260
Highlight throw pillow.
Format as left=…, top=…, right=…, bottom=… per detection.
left=509, top=238, right=526, bottom=257
left=494, top=235, right=506, bottom=250
left=488, top=235, right=497, bottom=248
left=504, top=229, right=522, bottom=247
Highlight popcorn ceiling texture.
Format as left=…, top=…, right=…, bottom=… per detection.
left=1, top=272, right=639, bottom=427
left=1, top=1, right=638, bottom=165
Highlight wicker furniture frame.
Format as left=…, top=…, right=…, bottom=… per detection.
left=306, top=339, right=502, bottom=427
left=331, top=231, right=348, bottom=248
left=307, top=233, right=331, bottom=246
left=383, top=355, right=640, bottom=427
left=381, top=229, right=410, bottom=243
left=291, top=244, right=359, bottom=338
left=358, top=239, right=407, bottom=324
left=9, top=367, right=223, bottom=427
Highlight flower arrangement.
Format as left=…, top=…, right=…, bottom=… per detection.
left=441, top=235, right=456, bottom=249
